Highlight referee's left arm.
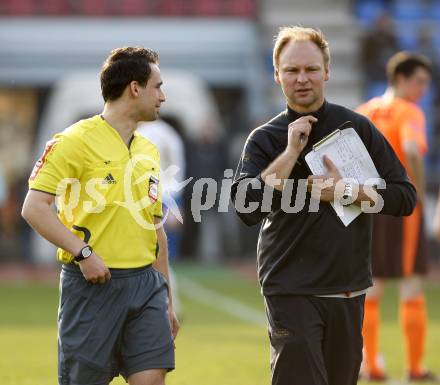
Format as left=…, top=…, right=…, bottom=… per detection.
left=153, top=217, right=179, bottom=340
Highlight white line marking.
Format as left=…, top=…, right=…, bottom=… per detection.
left=178, top=276, right=267, bottom=327
left=179, top=278, right=410, bottom=385
left=386, top=380, right=406, bottom=385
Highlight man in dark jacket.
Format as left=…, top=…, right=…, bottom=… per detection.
left=231, top=26, right=416, bottom=385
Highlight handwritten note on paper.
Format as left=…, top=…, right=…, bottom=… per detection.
left=305, top=127, right=380, bottom=226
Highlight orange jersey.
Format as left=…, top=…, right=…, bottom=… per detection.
left=358, top=97, right=427, bottom=277
left=356, top=96, right=427, bottom=174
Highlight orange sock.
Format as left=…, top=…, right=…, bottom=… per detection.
left=400, top=296, right=427, bottom=375
left=363, top=298, right=383, bottom=375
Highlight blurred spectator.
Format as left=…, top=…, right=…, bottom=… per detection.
left=416, top=25, right=440, bottom=166
left=137, top=119, right=186, bottom=317
left=433, top=190, right=440, bottom=241
left=415, top=26, right=440, bottom=101
left=181, top=127, right=228, bottom=262
left=0, top=164, right=6, bottom=208
left=0, top=162, right=7, bottom=256
left=416, top=26, right=439, bottom=66
left=137, top=119, right=186, bottom=260
left=360, top=11, right=399, bottom=98
left=0, top=89, right=37, bottom=261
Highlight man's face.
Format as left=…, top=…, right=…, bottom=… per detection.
left=138, top=63, right=166, bottom=121
left=274, top=40, right=329, bottom=112
left=397, top=67, right=431, bottom=103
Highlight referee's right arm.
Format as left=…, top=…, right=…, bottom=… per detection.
left=22, top=190, right=86, bottom=257
left=22, top=189, right=110, bottom=283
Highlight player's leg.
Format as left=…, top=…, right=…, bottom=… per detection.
left=264, top=295, right=327, bottom=385
left=323, top=295, right=364, bottom=385
left=399, top=275, right=436, bottom=381
left=399, top=208, right=435, bottom=381
left=362, top=278, right=386, bottom=380
left=362, top=212, right=403, bottom=381
left=128, top=369, right=167, bottom=385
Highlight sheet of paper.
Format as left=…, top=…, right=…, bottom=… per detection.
left=305, top=127, right=380, bottom=226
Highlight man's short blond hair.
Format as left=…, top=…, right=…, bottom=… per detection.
left=273, top=26, right=330, bottom=70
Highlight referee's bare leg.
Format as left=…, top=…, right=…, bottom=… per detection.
left=128, top=369, right=167, bottom=385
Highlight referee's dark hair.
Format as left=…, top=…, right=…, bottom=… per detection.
left=100, top=46, right=159, bottom=102
left=386, top=51, right=432, bottom=85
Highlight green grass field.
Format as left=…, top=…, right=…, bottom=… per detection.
left=0, top=264, right=439, bottom=385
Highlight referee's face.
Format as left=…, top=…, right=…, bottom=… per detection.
left=138, top=63, right=166, bottom=121
left=275, top=40, right=329, bottom=113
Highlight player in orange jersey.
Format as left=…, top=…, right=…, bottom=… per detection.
left=357, top=51, right=437, bottom=382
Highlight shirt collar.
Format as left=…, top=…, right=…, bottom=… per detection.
left=286, top=100, right=328, bottom=123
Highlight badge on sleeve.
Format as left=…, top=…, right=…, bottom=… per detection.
left=30, top=138, right=59, bottom=181
left=148, top=175, right=159, bottom=203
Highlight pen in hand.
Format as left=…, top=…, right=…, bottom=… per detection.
left=288, top=115, right=316, bottom=150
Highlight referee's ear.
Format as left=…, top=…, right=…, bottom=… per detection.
left=128, top=81, right=142, bottom=98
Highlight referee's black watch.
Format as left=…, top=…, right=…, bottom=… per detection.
left=74, top=245, right=93, bottom=262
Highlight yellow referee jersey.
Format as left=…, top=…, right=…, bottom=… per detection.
left=29, top=115, right=163, bottom=268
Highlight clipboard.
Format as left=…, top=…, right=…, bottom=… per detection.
left=311, top=128, right=343, bottom=150
left=305, top=125, right=380, bottom=226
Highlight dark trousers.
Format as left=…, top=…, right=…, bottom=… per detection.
left=264, top=294, right=365, bottom=385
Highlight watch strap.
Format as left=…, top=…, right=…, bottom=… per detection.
left=74, top=245, right=93, bottom=262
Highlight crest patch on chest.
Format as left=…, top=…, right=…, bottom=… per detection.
left=148, top=175, right=159, bottom=202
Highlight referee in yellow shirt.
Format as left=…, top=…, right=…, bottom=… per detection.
left=22, top=47, right=179, bottom=385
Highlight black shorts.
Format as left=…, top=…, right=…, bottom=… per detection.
left=264, top=294, right=365, bottom=385
left=372, top=209, right=427, bottom=278
left=58, top=264, right=174, bottom=385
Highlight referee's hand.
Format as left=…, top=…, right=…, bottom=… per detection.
left=79, top=253, right=111, bottom=284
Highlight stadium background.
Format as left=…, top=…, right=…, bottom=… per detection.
left=0, top=0, right=439, bottom=384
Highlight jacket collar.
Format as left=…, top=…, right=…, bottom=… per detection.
left=286, top=100, right=328, bottom=123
